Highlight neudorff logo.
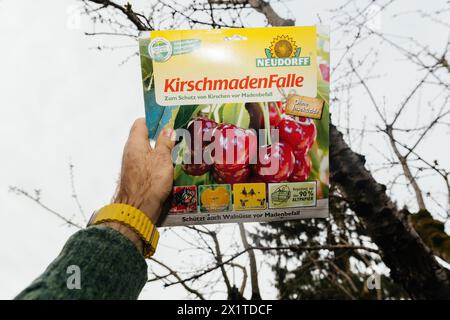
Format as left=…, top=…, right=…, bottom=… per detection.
left=256, top=35, right=311, bottom=67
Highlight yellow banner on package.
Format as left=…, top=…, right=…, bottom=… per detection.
left=147, top=27, right=317, bottom=106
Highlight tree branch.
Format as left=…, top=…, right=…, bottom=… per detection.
left=385, top=126, right=426, bottom=210
left=330, top=123, right=450, bottom=299
left=163, top=244, right=380, bottom=287
left=85, top=0, right=150, bottom=30
left=238, top=223, right=261, bottom=300
left=9, top=186, right=83, bottom=229
left=209, top=0, right=294, bottom=26
left=148, top=257, right=205, bottom=300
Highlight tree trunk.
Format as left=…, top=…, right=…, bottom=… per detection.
left=330, top=123, right=450, bottom=299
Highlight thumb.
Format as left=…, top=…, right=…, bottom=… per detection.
left=128, top=118, right=149, bottom=143
left=155, top=127, right=176, bottom=158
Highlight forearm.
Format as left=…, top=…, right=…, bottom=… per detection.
left=15, top=225, right=148, bottom=300
left=15, top=119, right=172, bottom=300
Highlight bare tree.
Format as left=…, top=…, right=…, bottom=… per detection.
left=11, top=0, right=450, bottom=299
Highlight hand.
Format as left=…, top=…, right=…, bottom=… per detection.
left=114, top=118, right=175, bottom=222
left=103, top=118, right=175, bottom=253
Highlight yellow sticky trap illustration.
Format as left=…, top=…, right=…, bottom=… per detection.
left=233, top=183, right=267, bottom=211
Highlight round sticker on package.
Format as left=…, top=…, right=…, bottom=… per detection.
left=148, top=37, right=172, bottom=62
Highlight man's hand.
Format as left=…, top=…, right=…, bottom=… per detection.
left=102, top=118, right=175, bottom=254
left=114, top=118, right=175, bottom=223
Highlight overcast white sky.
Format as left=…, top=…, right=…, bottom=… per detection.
left=0, top=0, right=449, bottom=300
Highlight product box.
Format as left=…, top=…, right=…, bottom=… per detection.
left=138, top=26, right=329, bottom=226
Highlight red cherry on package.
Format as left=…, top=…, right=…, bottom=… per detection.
left=278, top=118, right=316, bottom=152
left=182, top=151, right=211, bottom=176
left=253, top=142, right=295, bottom=183
left=275, top=101, right=285, bottom=113
left=187, top=117, right=218, bottom=152
left=269, top=102, right=282, bottom=128
left=289, top=151, right=312, bottom=182
left=213, top=123, right=257, bottom=172
left=182, top=162, right=211, bottom=176
left=213, top=166, right=250, bottom=184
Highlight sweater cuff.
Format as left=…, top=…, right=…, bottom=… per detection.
left=15, top=225, right=148, bottom=300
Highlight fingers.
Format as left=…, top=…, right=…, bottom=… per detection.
left=155, top=127, right=175, bottom=159
left=128, top=118, right=149, bottom=142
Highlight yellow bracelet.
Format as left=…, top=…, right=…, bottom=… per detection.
left=88, top=203, right=159, bottom=258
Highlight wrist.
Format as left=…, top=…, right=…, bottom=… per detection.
left=113, top=191, right=161, bottom=224
left=89, top=203, right=160, bottom=258
left=100, top=221, right=144, bottom=255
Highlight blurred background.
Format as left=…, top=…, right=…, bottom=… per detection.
left=0, top=0, right=449, bottom=300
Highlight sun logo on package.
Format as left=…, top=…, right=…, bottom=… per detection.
left=256, top=35, right=310, bottom=67
left=270, top=35, right=298, bottom=58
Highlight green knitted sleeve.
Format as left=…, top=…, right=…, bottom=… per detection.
left=15, top=225, right=148, bottom=300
